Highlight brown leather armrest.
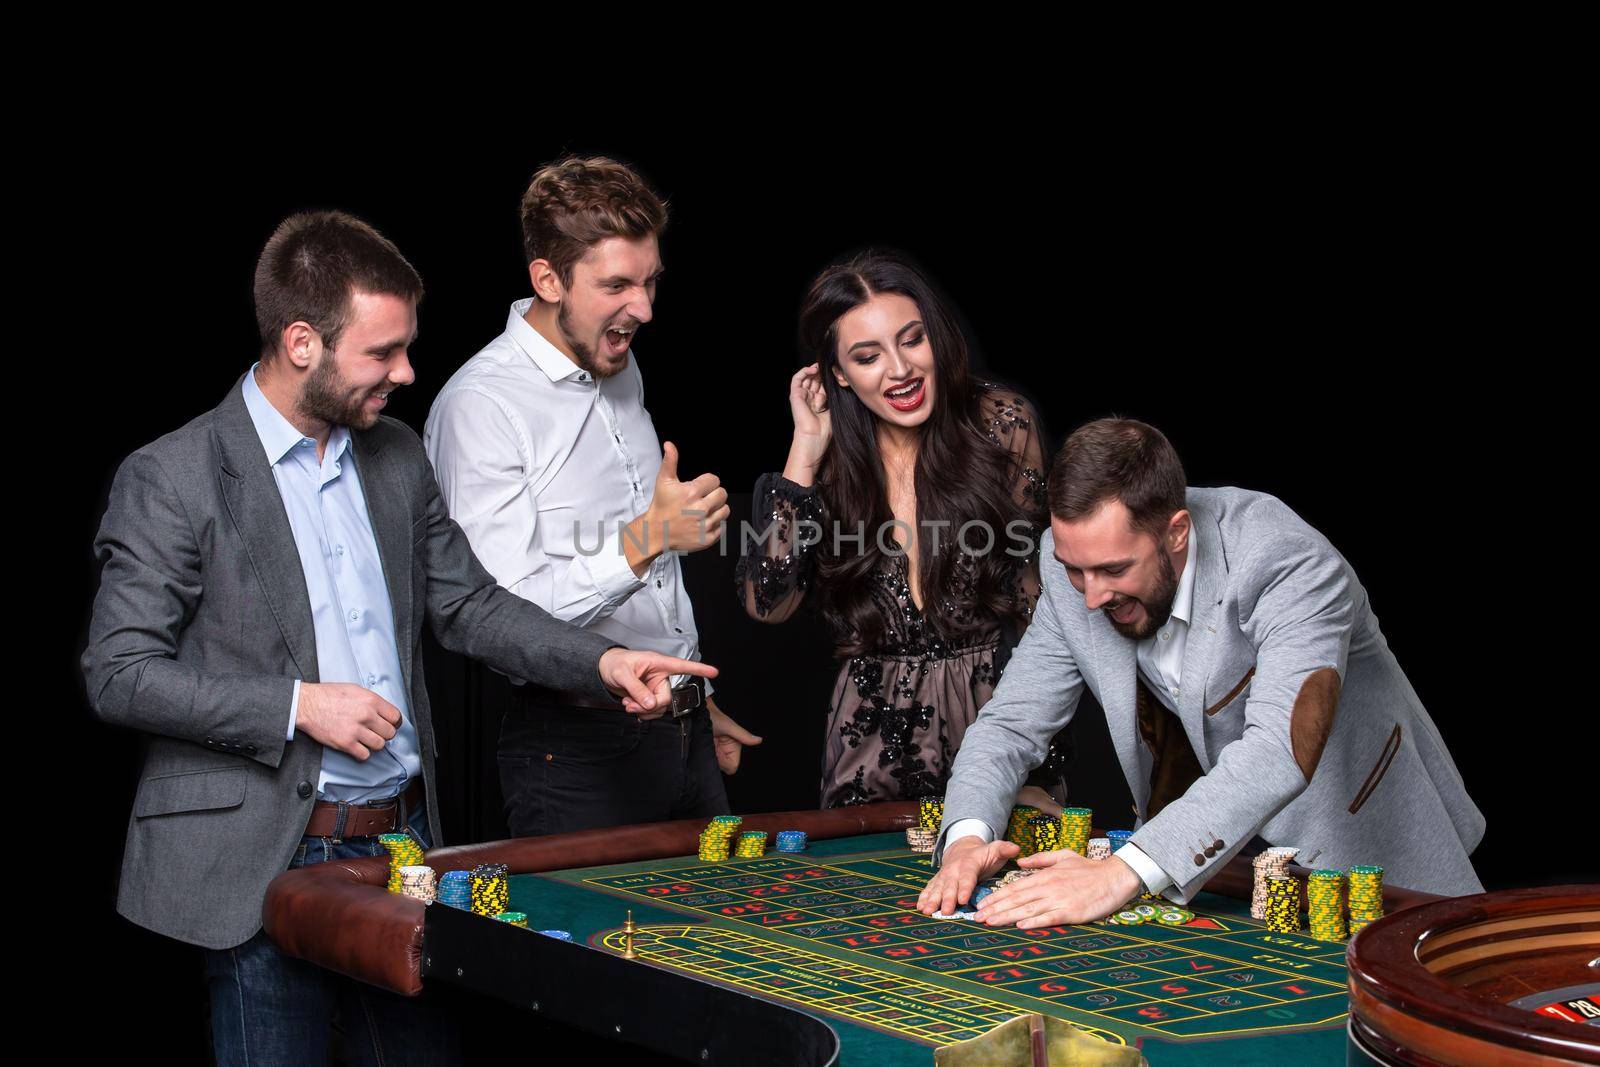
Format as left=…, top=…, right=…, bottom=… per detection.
left=261, top=802, right=918, bottom=996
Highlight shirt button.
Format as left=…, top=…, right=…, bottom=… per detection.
left=349, top=609, right=361, bottom=622
left=1170, top=687, right=1179, bottom=696
left=335, top=544, right=345, bottom=556
left=367, top=674, right=378, bottom=687
left=674, top=627, right=683, bottom=634
left=656, top=580, right=662, bottom=588
left=1160, top=631, right=1170, bottom=641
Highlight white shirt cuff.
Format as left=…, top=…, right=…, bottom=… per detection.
left=576, top=533, right=649, bottom=605
left=1116, top=843, right=1176, bottom=897
left=942, top=818, right=995, bottom=856
left=287, top=679, right=301, bottom=741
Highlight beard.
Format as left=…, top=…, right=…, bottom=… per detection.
left=1105, top=549, right=1180, bottom=640
left=558, top=302, right=632, bottom=379
left=299, top=353, right=381, bottom=430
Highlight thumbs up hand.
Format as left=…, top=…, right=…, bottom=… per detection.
left=644, top=442, right=730, bottom=558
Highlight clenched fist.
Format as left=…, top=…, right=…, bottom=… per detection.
left=295, top=682, right=402, bottom=760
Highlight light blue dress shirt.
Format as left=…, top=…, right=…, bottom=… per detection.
left=242, top=366, right=421, bottom=802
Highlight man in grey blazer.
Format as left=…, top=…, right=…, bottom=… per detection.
left=81, top=210, right=715, bottom=1064
left=919, top=417, right=1483, bottom=927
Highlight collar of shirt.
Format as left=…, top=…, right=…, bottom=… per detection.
left=504, top=298, right=605, bottom=385
left=1168, top=537, right=1197, bottom=629
left=241, top=362, right=351, bottom=470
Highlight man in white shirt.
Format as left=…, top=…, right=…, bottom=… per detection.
left=425, top=156, right=760, bottom=837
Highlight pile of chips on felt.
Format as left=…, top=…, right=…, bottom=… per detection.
left=1347, top=866, right=1385, bottom=935
left=775, top=830, right=807, bottom=853
left=1251, top=846, right=1300, bottom=919
left=1058, top=808, right=1092, bottom=855
left=1005, top=806, right=1041, bottom=856
left=735, top=831, right=768, bottom=858
left=1308, top=869, right=1347, bottom=941
left=917, top=797, right=944, bottom=832
left=470, top=863, right=510, bottom=917
left=1264, top=874, right=1300, bottom=933
left=494, top=911, right=528, bottom=928
left=1086, top=837, right=1112, bottom=860
left=1105, top=829, right=1134, bottom=853
left=380, top=833, right=425, bottom=893
left=1029, top=814, right=1060, bottom=854
left=699, top=815, right=741, bottom=861
left=540, top=930, right=574, bottom=941
left=398, top=864, right=436, bottom=904
left=905, top=826, right=937, bottom=852
left=1108, top=902, right=1195, bottom=927
left=438, top=870, right=471, bottom=910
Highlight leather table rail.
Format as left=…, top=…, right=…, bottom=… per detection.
left=262, top=801, right=921, bottom=995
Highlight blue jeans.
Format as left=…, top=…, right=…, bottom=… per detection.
left=203, top=794, right=461, bottom=1066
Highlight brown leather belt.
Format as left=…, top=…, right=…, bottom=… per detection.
left=303, top=780, right=425, bottom=839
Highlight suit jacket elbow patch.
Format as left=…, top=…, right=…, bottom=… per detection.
left=1290, top=667, right=1342, bottom=781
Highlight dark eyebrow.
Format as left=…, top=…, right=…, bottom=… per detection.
left=597, top=270, right=664, bottom=286
left=848, top=319, right=925, bottom=355
left=1055, top=554, right=1137, bottom=570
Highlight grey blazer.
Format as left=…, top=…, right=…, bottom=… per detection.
left=936, top=487, right=1484, bottom=900
left=82, top=377, right=619, bottom=949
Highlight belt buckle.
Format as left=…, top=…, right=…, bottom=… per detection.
left=667, top=680, right=703, bottom=720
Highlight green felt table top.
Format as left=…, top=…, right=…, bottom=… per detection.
left=502, top=832, right=1350, bottom=1066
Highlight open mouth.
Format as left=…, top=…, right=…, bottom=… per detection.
left=1109, top=599, right=1139, bottom=623
left=883, top=377, right=926, bottom=412
left=605, top=325, right=635, bottom=355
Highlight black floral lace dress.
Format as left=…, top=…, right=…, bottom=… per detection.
left=737, top=389, right=1066, bottom=807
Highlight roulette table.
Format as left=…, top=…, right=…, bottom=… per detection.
left=263, top=802, right=1597, bottom=1064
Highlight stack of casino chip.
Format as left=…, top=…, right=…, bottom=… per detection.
left=1058, top=808, right=1093, bottom=855
left=1005, top=806, right=1041, bottom=856
left=1347, top=866, right=1385, bottom=935
left=540, top=930, right=574, bottom=941
left=775, top=830, right=808, bottom=853
left=438, top=870, right=471, bottom=910
left=1308, top=869, right=1347, bottom=941
left=1105, top=829, right=1134, bottom=854
left=699, top=815, right=742, bottom=861
left=1086, top=838, right=1112, bottom=861
left=917, top=796, right=944, bottom=832
left=398, top=864, right=437, bottom=904
left=379, top=833, right=426, bottom=894
left=493, top=911, right=528, bottom=928
left=470, top=863, right=510, bottom=917
left=734, top=831, right=768, bottom=858
left=905, top=827, right=937, bottom=852
left=1029, top=814, right=1061, bottom=855
left=1251, top=846, right=1300, bottom=919
left=1264, top=874, right=1301, bottom=933
left=1109, top=903, right=1195, bottom=926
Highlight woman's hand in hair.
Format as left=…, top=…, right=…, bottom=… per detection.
left=784, top=362, right=831, bottom=485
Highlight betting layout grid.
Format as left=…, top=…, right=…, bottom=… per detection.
left=537, top=841, right=1350, bottom=1048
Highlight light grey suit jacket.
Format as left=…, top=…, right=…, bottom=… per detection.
left=81, top=378, right=620, bottom=949
left=936, top=487, right=1484, bottom=900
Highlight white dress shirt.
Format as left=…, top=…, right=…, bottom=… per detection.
left=945, top=544, right=1199, bottom=898
left=424, top=300, right=707, bottom=691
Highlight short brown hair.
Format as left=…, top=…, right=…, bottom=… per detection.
left=519, top=156, right=667, bottom=291
left=1048, top=418, right=1188, bottom=537
left=253, top=210, right=423, bottom=357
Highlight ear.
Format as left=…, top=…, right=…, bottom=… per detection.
left=281, top=321, right=321, bottom=371
left=1167, top=508, right=1192, bottom=554
left=529, top=259, right=564, bottom=303
left=833, top=369, right=851, bottom=389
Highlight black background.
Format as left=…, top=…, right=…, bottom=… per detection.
left=61, top=128, right=1585, bottom=1061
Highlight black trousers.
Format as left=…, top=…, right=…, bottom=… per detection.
left=498, top=698, right=730, bottom=838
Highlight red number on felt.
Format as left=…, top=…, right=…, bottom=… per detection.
left=1137, top=1006, right=1168, bottom=1019
left=1161, top=983, right=1190, bottom=994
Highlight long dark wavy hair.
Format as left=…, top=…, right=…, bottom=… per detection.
left=801, top=250, right=1037, bottom=654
